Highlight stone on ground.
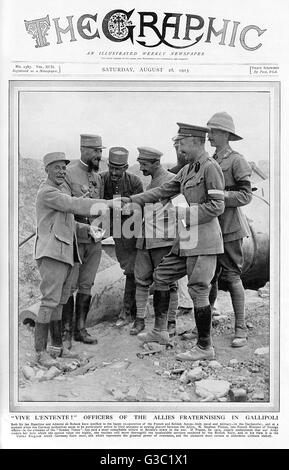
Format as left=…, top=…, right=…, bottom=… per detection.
left=195, top=379, right=230, bottom=399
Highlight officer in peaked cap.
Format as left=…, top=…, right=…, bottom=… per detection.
left=33, top=151, right=109, bottom=367
left=101, top=146, right=143, bottom=328
left=137, top=146, right=163, bottom=161
left=136, top=147, right=163, bottom=177
left=176, top=122, right=209, bottom=139
left=131, top=146, right=179, bottom=336
left=122, top=122, right=225, bottom=362
left=207, top=111, right=252, bottom=348
left=61, top=134, right=106, bottom=347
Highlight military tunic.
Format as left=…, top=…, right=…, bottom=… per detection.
left=65, top=159, right=103, bottom=296
left=101, top=171, right=143, bottom=275
left=130, top=152, right=225, bottom=308
left=101, top=170, right=143, bottom=317
left=134, top=165, right=176, bottom=292
left=131, top=152, right=224, bottom=256
left=213, top=145, right=252, bottom=281
left=136, top=165, right=175, bottom=250
left=213, top=145, right=252, bottom=242
left=35, top=178, right=100, bottom=322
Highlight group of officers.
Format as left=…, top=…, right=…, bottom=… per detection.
left=33, top=111, right=252, bottom=369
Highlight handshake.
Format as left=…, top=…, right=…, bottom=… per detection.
left=89, top=226, right=106, bottom=242
left=106, top=196, right=134, bottom=215
left=89, top=197, right=134, bottom=217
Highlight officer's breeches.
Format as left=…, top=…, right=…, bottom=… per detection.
left=69, top=241, right=102, bottom=296
left=114, top=237, right=137, bottom=275
left=153, top=252, right=216, bottom=308
left=134, top=246, right=178, bottom=320
left=36, top=257, right=72, bottom=323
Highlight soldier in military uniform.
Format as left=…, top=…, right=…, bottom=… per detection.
left=169, top=136, right=194, bottom=318
left=101, top=147, right=143, bottom=327
left=61, top=135, right=105, bottom=347
left=34, top=152, right=108, bottom=367
left=121, top=124, right=225, bottom=361
left=207, top=112, right=252, bottom=347
left=131, top=147, right=178, bottom=336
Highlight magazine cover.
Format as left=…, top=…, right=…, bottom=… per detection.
left=0, top=0, right=288, bottom=451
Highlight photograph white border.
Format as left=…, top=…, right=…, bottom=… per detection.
left=10, top=79, right=280, bottom=413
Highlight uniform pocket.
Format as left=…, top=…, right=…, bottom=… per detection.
left=184, top=175, right=204, bottom=189
left=183, top=178, right=206, bottom=204
left=54, top=233, right=72, bottom=245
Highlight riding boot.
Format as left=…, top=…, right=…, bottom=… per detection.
left=176, top=305, right=215, bottom=361
left=137, top=290, right=170, bottom=344
left=228, top=280, right=248, bottom=347
left=209, top=281, right=221, bottom=317
left=195, top=305, right=213, bottom=349
left=62, top=296, right=74, bottom=350
left=49, top=320, right=80, bottom=358
left=167, top=286, right=178, bottom=336
left=74, top=293, right=98, bottom=344
left=130, top=317, right=145, bottom=335
left=34, top=322, right=59, bottom=368
left=130, top=286, right=148, bottom=335
left=116, top=274, right=136, bottom=327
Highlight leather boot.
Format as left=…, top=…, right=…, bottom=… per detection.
left=228, top=280, right=248, bottom=348
left=137, top=290, right=170, bottom=344
left=74, top=293, right=98, bottom=344
left=195, top=305, right=213, bottom=349
left=62, top=296, right=74, bottom=350
left=176, top=305, right=215, bottom=361
left=167, top=287, right=178, bottom=336
left=168, top=320, right=176, bottom=337
left=181, top=326, right=198, bottom=341
left=126, top=274, right=137, bottom=321
left=176, top=344, right=215, bottom=361
left=130, top=318, right=145, bottom=335
left=34, top=322, right=59, bottom=368
left=49, top=320, right=80, bottom=359
left=35, top=322, right=48, bottom=352
left=116, top=275, right=136, bottom=327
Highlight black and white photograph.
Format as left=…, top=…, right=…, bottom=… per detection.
left=1, top=0, right=288, bottom=451
left=11, top=80, right=276, bottom=409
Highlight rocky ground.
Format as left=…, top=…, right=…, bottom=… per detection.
left=18, top=285, right=270, bottom=403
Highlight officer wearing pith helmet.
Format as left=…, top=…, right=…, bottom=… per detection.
left=123, top=123, right=225, bottom=362
left=207, top=111, right=252, bottom=347
left=61, top=134, right=105, bottom=347
left=131, top=146, right=178, bottom=336
left=101, top=147, right=143, bottom=327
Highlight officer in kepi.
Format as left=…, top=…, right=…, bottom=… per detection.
left=131, top=146, right=178, bottom=336
left=101, top=147, right=143, bottom=328
left=33, top=152, right=109, bottom=368
left=121, top=123, right=225, bottom=361
left=206, top=112, right=252, bottom=347
left=61, top=134, right=105, bottom=347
